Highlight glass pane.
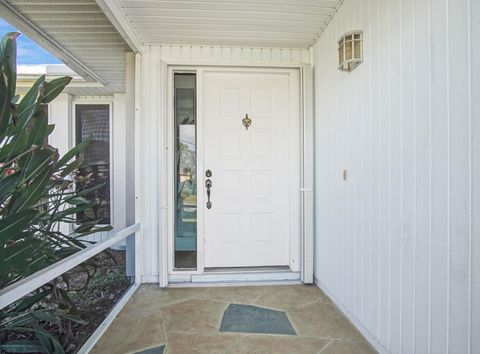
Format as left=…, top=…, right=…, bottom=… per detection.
left=75, top=104, right=111, bottom=225
left=174, top=74, right=197, bottom=269
left=345, top=40, right=353, bottom=61
left=338, top=43, right=344, bottom=65
left=354, top=39, right=361, bottom=59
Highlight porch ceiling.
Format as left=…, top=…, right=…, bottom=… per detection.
left=0, top=0, right=131, bottom=93
left=114, top=0, right=343, bottom=48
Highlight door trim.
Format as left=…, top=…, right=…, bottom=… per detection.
left=161, top=64, right=313, bottom=286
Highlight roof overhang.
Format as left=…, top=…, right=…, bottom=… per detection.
left=0, top=0, right=133, bottom=94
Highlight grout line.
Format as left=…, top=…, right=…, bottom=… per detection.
left=284, top=311, right=300, bottom=335
left=160, top=309, right=168, bottom=354
left=251, top=286, right=270, bottom=304
left=317, top=339, right=334, bottom=353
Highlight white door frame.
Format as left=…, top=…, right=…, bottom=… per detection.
left=159, top=62, right=314, bottom=287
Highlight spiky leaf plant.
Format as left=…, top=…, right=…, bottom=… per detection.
left=0, top=32, right=111, bottom=353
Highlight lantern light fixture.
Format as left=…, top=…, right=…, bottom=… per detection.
left=338, top=30, right=363, bottom=72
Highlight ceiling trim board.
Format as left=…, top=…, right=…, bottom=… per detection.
left=95, top=0, right=143, bottom=53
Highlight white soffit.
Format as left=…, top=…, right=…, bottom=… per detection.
left=117, top=0, right=343, bottom=48
left=0, top=0, right=131, bottom=93
left=16, top=64, right=110, bottom=96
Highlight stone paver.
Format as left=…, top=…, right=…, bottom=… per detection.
left=90, top=284, right=377, bottom=354
left=230, top=335, right=330, bottom=354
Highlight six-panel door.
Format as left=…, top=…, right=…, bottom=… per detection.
left=203, top=70, right=299, bottom=268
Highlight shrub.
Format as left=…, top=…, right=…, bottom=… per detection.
left=0, top=32, right=111, bottom=353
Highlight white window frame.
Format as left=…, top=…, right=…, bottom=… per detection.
left=168, top=69, right=201, bottom=274
left=72, top=98, right=114, bottom=228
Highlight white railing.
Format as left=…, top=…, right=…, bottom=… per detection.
left=0, top=223, right=141, bottom=310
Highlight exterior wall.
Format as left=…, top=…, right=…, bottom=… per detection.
left=136, top=45, right=310, bottom=283
left=49, top=93, right=73, bottom=157
left=313, top=0, right=479, bottom=354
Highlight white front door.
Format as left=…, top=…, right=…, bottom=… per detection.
left=203, top=69, right=300, bottom=268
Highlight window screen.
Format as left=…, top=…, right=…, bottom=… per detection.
left=75, top=104, right=111, bottom=225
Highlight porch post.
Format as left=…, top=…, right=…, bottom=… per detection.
left=49, top=93, right=73, bottom=238
left=124, top=51, right=138, bottom=281
left=301, top=64, right=314, bottom=284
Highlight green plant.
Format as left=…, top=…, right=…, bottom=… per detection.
left=0, top=32, right=111, bottom=353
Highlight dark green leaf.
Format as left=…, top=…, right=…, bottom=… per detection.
left=58, top=137, right=90, bottom=166
left=15, top=75, right=44, bottom=127
left=11, top=165, right=54, bottom=212
left=0, top=68, right=11, bottom=137
left=60, top=156, right=83, bottom=177
left=0, top=341, right=46, bottom=353
left=42, top=76, right=72, bottom=103
left=12, top=288, right=51, bottom=313
left=0, top=32, right=20, bottom=98
left=0, top=210, right=34, bottom=245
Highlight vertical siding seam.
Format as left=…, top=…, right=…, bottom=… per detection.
left=467, top=0, right=473, bottom=352
left=156, top=46, right=161, bottom=277
left=352, top=0, right=358, bottom=314
left=342, top=2, right=352, bottom=312
left=412, top=0, right=417, bottom=351
left=368, top=0, right=374, bottom=332
left=387, top=0, right=393, bottom=348
left=376, top=0, right=382, bottom=341
left=337, top=9, right=342, bottom=303
left=399, top=0, right=404, bottom=352
left=369, top=0, right=376, bottom=333
left=359, top=0, right=365, bottom=324
left=446, top=0, right=451, bottom=350
left=427, top=0, right=433, bottom=352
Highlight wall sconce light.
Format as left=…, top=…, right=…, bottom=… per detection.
left=338, top=30, right=363, bottom=72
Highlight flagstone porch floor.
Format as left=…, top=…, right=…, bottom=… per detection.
left=90, top=284, right=377, bottom=354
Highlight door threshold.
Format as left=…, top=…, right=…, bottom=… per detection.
left=168, top=279, right=302, bottom=288
left=204, top=266, right=290, bottom=273
left=168, top=270, right=300, bottom=285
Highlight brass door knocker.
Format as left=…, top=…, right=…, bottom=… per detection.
left=242, top=113, right=252, bottom=130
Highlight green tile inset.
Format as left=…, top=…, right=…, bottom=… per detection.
left=134, top=345, right=165, bottom=354
left=220, top=303, right=296, bottom=335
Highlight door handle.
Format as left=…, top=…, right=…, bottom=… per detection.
left=205, top=178, right=212, bottom=209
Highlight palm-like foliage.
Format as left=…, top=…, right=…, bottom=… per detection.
left=0, top=32, right=111, bottom=353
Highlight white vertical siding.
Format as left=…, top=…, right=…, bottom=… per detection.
left=156, top=45, right=310, bottom=65
left=137, top=45, right=161, bottom=280
left=471, top=0, right=480, bottom=352
left=49, top=93, right=73, bottom=238
left=313, top=0, right=478, bottom=353
left=49, top=93, right=73, bottom=157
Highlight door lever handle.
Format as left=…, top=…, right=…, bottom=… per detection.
left=205, top=179, right=212, bottom=209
